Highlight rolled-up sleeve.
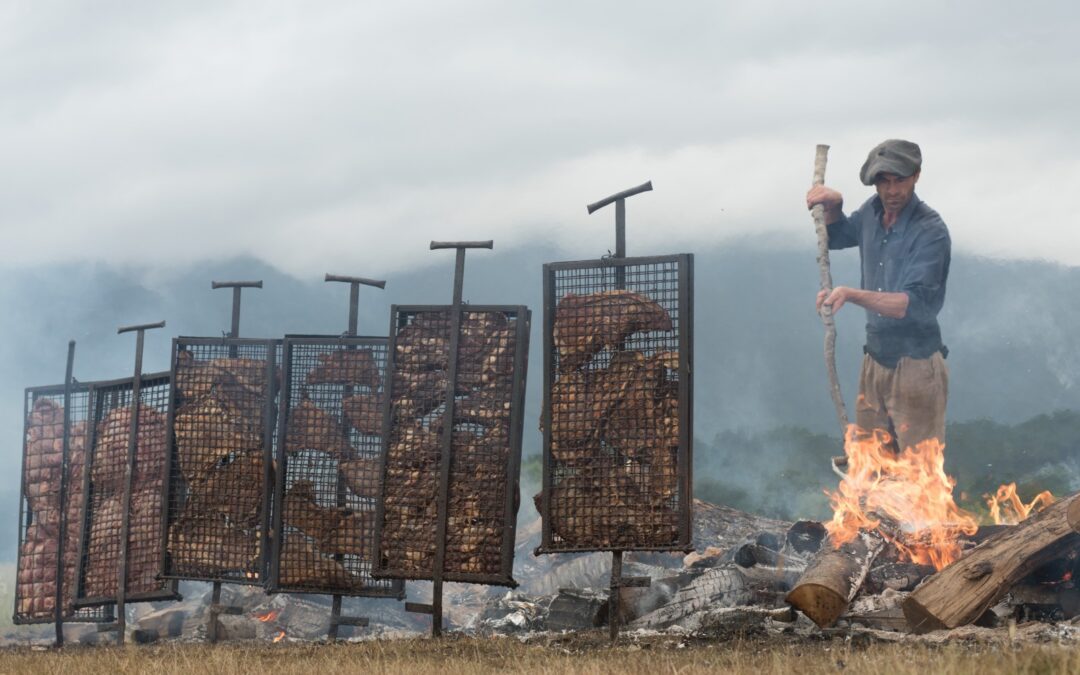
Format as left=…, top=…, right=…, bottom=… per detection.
left=900, top=227, right=950, bottom=323
left=827, top=210, right=860, bottom=250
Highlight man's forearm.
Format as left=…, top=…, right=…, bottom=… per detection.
left=848, top=289, right=909, bottom=319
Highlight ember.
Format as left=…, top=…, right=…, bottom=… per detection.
left=254, top=609, right=281, bottom=623
left=273, top=629, right=286, bottom=643
left=825, top=427, right=978, bottom=570
left=986, top=482, right=1055, bottom=525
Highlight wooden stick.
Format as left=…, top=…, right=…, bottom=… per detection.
left=785, top=530, right=884, bottom=628
left=811, top=144, right=849, bottom=434
left=902, top=491, right=1080, bottom=633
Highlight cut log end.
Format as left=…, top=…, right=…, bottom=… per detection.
left=900, top=597, right=949, bottom=634
left=785, top=583, right=848, bottom=628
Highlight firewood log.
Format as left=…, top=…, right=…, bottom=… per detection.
left=902, top=490, right=1080, bottom=633
left=305, top=349, right=381, bottom=388
left=785, top=530, right=886, bottom=628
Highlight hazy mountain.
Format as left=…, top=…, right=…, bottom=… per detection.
left=2, top=239, right=1078, bottom=558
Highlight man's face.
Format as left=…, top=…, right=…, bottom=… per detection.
left=875, top=171, right=919, bottom=213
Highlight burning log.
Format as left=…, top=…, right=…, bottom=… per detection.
left=554, top=290, right=672, bottom=372
left=785, top=530, right=886, bottom=628
left=284, top=399, right=350, bottom=459
left=902, top=491, right=1080, bottom=633
left=305, top=349, right=381, bottom=388
left=342, top=394, right=383, bottom=436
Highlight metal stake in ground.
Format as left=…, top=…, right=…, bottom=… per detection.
left=587, top=183, right=656, bottom=641
left=53, top=340, right=77, bottom=647
left=106, top=320, right=166, bottom=645
left=324, top=272, right=386, bottom=640
left=403, top=240, right=493, bottom=638
left=587, top=180, right=652, bottom=289
left=207, top=280, right=263, bottom=642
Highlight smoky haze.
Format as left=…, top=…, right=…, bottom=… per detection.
left=4, top=239, right=1080, bottom=557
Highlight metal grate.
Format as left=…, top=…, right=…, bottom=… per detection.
left=75, top=373, right=179, bottom=606
left=374, top=305, right=529, bottom=586
left=270, top=335, right=404, bottom=598
left=15, top=385, right=112, bottom=624
left=539, top=254, right=694, bottom=553
left=162, top=338, right=278, bottom=584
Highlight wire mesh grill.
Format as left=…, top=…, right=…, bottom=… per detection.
left=540, top=255, right=693, bottom=553
left=76, top=373, right=178, bottom=605
left=374, top=305, right=529, bottom=586
left=270, top=336, right=404, bottom=598
left=15, top=385, right=112, bottom=624
left=163, top=338, right=277, bottom=584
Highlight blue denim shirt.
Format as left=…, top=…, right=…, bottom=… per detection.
left=826, top=193, right=950, bottom=366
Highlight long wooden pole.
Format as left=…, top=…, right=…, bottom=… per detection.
left=811, top=144, right=849, bottom=435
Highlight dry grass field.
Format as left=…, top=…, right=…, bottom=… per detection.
left=0, top=633, right=1078, bottom=675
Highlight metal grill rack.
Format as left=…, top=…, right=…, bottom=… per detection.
left=15, top=371, right=114, bottom=632
left=74, top=371, right=180, bottom=608
left=270, top=271, right=405, bottom=640
left=536, top=182, right=694, bottom=641
left=162, top=337, right=277, bottom=584
left=159, top=280, right=276, bottom=643
left=372, top=241, right=530, bottom=637
left=272, top=340, right=405, bottom=599
left=538, top=255, right=693, bottom=553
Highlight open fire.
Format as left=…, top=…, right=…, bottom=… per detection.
left=986, top=482, right=1056, bottom=525
left=825, top=427, right=978, bottom=570
left=254, top=609, right=281, bottom=623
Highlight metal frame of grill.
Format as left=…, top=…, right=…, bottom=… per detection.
left=73, top=371, right=181, bottom=608
left=160, top=336, right=279, bottom=586
left=372, top=303, right=530, bottom=588
left=269, top=334, right=405, bottom=601
left=537, top=253, right=694, bottom=555
left=15, top=379, right=114, bottom=627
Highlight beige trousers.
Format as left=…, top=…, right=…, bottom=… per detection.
left=855, top=352, right=949, bottom=453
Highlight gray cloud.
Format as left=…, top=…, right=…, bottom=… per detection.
left=2, top=1, right=1079, bottom=277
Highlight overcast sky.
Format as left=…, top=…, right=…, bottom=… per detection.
left=2, top=1, right=1079, bottom=278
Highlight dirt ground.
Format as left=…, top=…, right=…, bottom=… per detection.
left=0, top=631, right=1079, bottom=675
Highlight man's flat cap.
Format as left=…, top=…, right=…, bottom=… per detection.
left=860, top=139, right=922, bottom=186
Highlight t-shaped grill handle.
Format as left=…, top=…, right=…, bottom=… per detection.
left=429, top=240, right=494, bottom=307
left=586, top=180, right=652, bottom=263
left=325, top=273, right=387, bottom=336
left=112, top=318, right=165, bottom=645
left=211, top=280, right=262, bottom=339
left=117, top=320, right=166, bottom=334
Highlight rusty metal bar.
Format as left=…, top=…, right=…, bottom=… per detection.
left=114, top=321, right=164, bottom=645
left=586, top=181, right=652, bottom=215
left=211, top=280, right=261, bottom=347
left=53, top=340, right=76, bottom=647
left=609, top=551, right=621, bottom=641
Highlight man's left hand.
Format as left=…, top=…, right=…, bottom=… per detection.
left=818, top=286, right=852, bottom=313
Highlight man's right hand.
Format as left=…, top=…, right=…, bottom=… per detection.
left=806, top=186, right=844, bottom=223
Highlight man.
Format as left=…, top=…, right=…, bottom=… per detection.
left=805, top=139, right=951, bottom=454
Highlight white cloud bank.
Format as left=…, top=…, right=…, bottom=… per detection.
left=2, top=1, right=1079, bottom=277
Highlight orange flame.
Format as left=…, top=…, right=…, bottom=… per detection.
left=254, top=609, right=281, bottom=623
left=985, top=483, right=1055, bottom=525
left=273, top=629, right=286, bottom=643
left=825, top=427, right=978, bottom=570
